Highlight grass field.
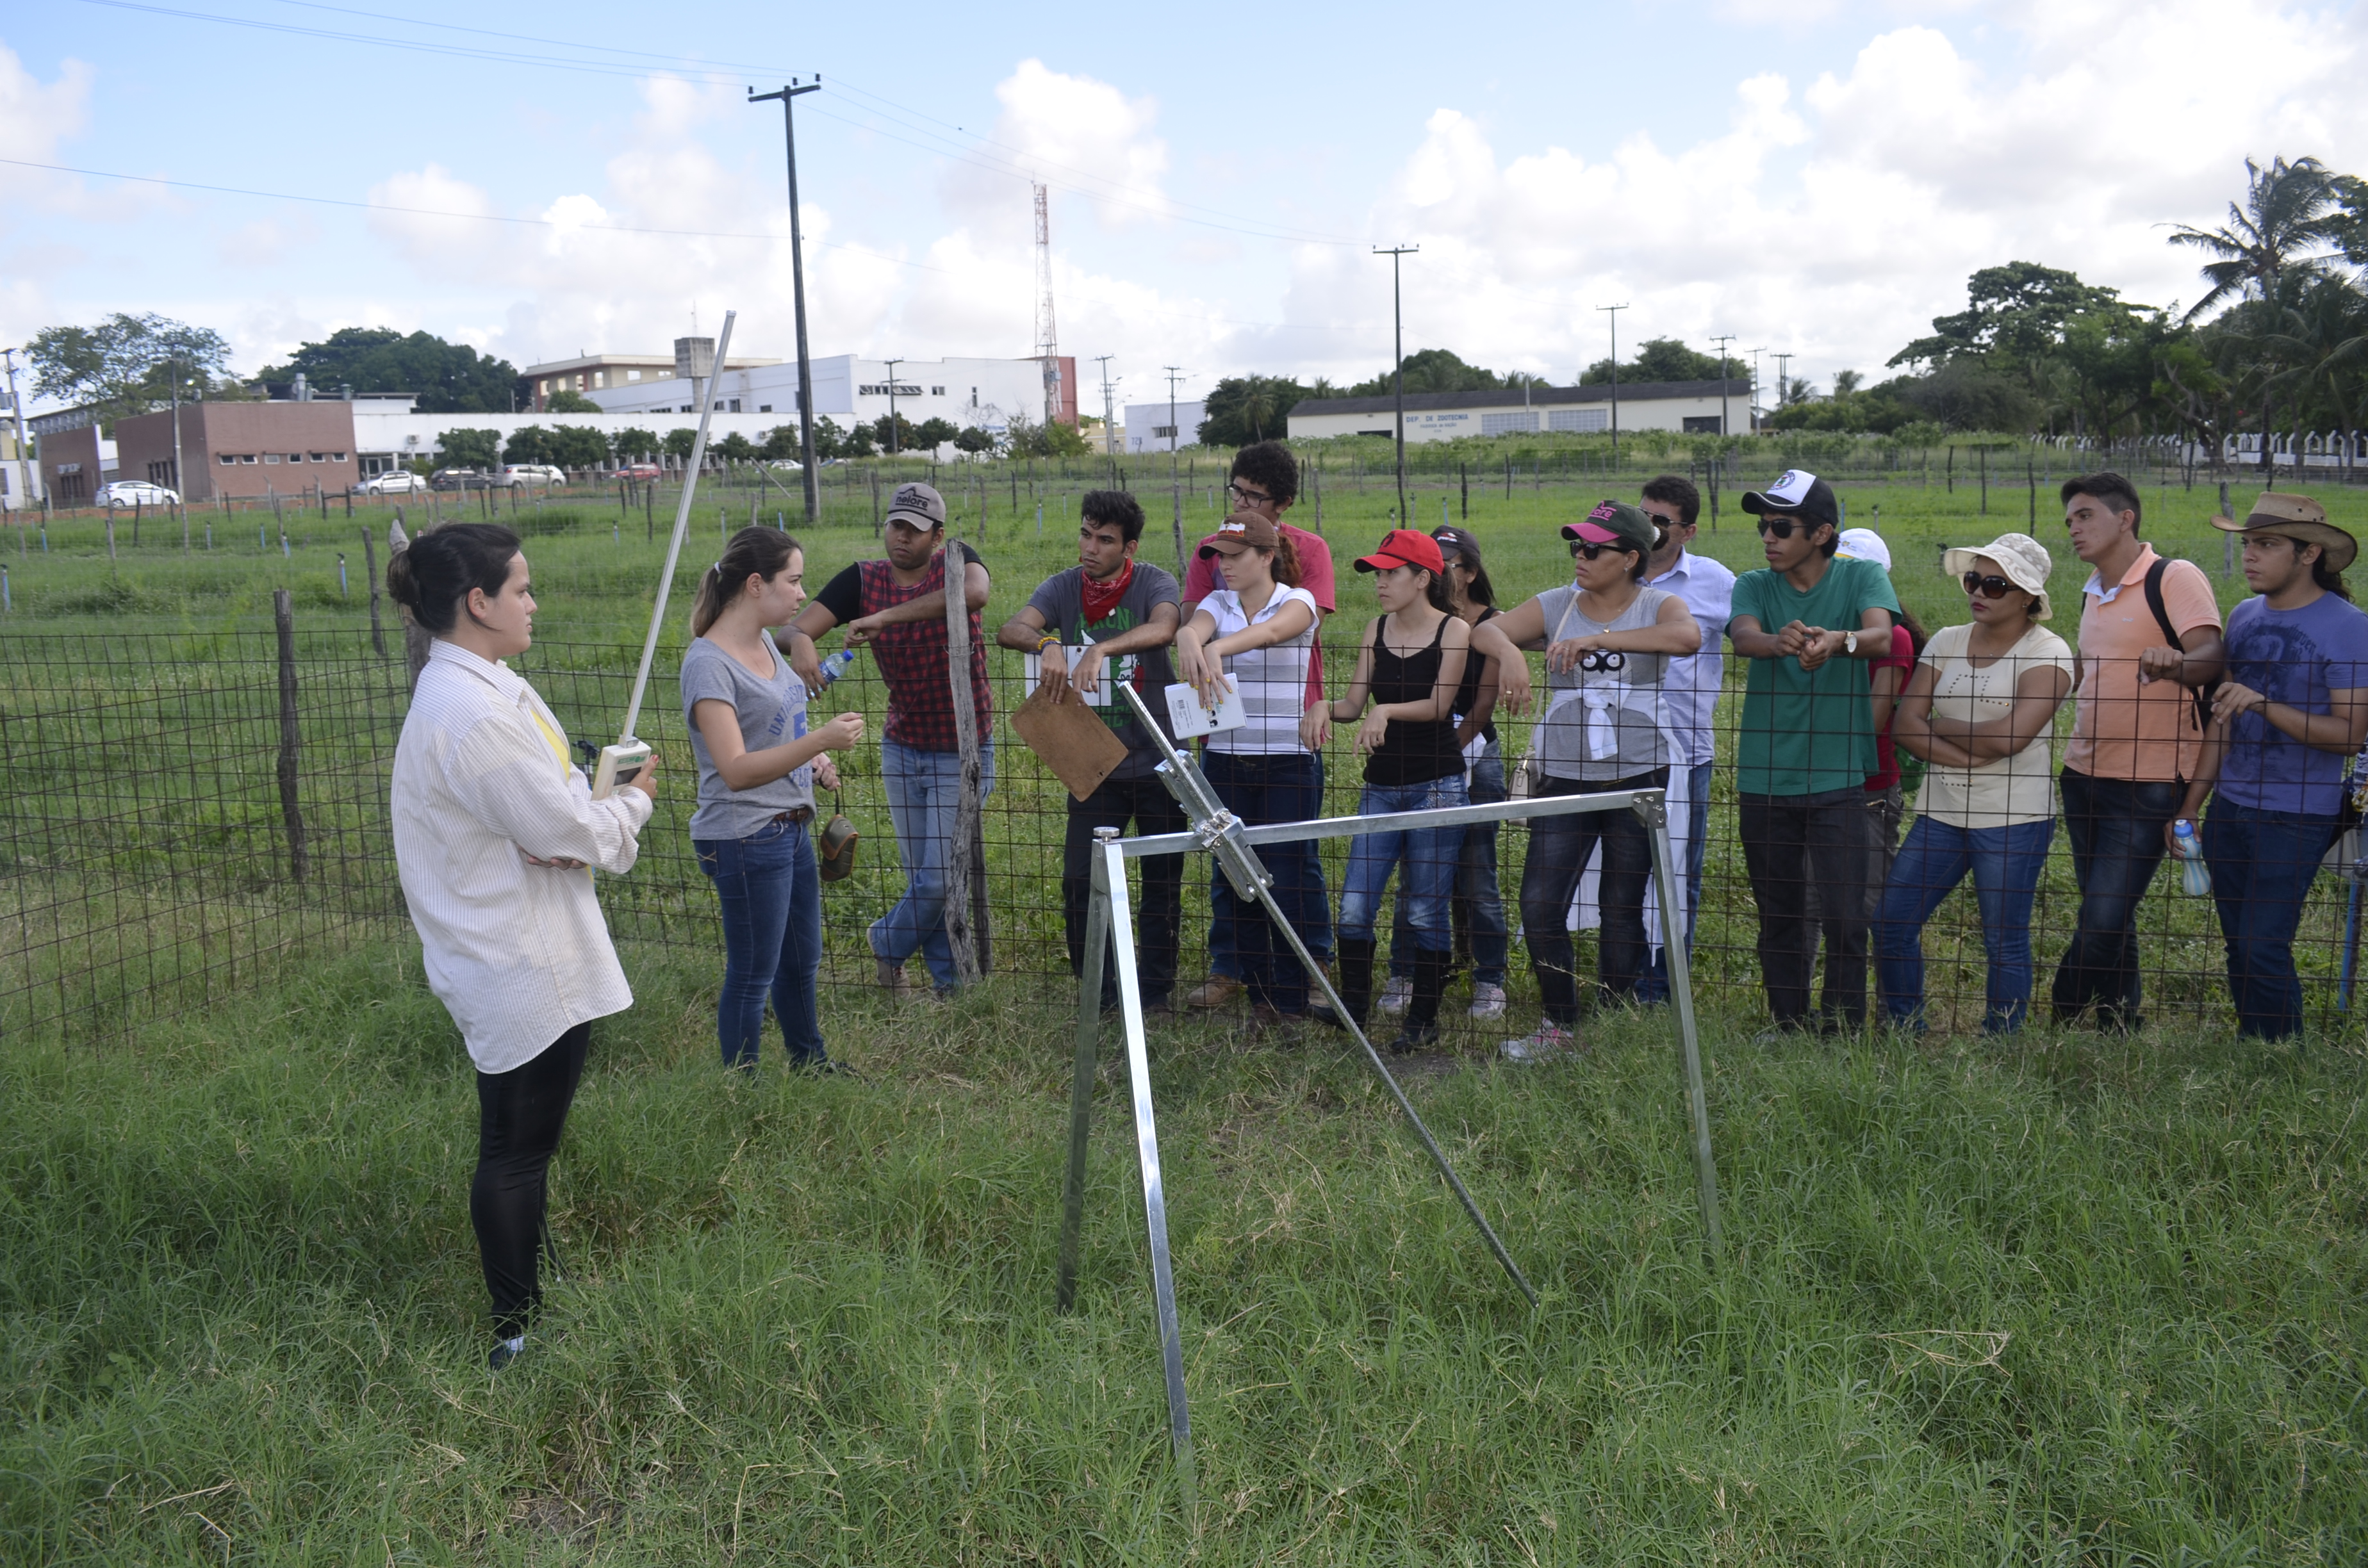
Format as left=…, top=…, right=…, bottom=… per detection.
left=6, top=935, right=2365, bottom=1561
left=7, top=452, right=2368, bottom=1560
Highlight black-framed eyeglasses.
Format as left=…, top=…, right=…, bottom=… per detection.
left=1226, top=481, right=1271, bottom=505
left=1962, top=572, right=2019, bottom=600
left=1755, top=517, right=1817, bottom=539
left=1577, top=648, right=1627, bottom=673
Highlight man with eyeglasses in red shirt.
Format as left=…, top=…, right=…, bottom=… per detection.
left=1177, top=440, right=1339, bottom=1011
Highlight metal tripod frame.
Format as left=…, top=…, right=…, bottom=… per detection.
left=1053, top=684, right=1723, bottom=1507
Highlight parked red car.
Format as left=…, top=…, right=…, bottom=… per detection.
left=618, top=462, right=662, bottom=480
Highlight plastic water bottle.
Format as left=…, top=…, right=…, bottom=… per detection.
left=812, top=648, right=859, bottom=692
left=2171, top=819, right=2211, bottom=896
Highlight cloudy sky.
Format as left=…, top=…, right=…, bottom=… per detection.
left=2, top=0, right=2362, bottom=412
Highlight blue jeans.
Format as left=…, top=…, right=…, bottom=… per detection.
left=1635, top=759, right=1714, bottom=1004
left=1340, top=774, right=1470, bottom=951
left=2204, top=799, right=2338, bottom=1040
left=2051, top=768, right=2180, bottom=1028
left=1390, top=742, right=1509, bottom=986
left=1875, top=813, right=2056, bottom=1035
left=696, top=816, right=825, bottom=1068
left=1206, top=747, right=1331, bottom=978
left=875, top=738, right=996, bottom=990
left=1203, top=749, right=1324, bottom=1014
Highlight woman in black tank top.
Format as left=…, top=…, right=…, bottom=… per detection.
left=1316, top=529, right=1472, bottom=1050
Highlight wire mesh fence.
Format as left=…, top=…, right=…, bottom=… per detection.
left=4, top=617, right=2363, bottom=1046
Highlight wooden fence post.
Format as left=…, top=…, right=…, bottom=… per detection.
left=942, top=549, right=985, bottom=986
left=363, top=525, right=385, bottom=657
left=272, top=588, right=309, bottom=885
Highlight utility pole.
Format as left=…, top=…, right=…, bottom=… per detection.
left=883, top=357, right=904, bottom=456
left=1033, top=184, right=1062, bottom=430
left=1773, top=353, right=1793, bottom=417
left=1598, top=303, right=1628, bottom=462
left=1164, top=365, right=1187, bottom=573
left=1, top=348, right=32, bottom=539
left=167, top=352, right=188, bottom=548
left=1094, top=354, right=1118, bottom=457
left=748, top=78, right=823, bottom=527
left=1748, top=347, right=1766, bottom=434
left=1709, top=333, right=1736, bottom=440
left=1374, top=243, right=1418, bottom=525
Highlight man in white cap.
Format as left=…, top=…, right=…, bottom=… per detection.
left=2176, top=493, right=2368, bottom=1038
left=1833, top=527, right=1918, bottom=913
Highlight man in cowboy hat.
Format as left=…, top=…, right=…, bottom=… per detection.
left=2173, top=492, right=2368, bottom=1039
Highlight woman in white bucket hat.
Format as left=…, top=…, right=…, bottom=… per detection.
left=1879, top=533, right=2074, bottom=1033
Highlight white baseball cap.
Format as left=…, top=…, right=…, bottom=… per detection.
left=1943, top=533, right=2055, bottom=621
left=1834, top=527, right=1892, bottom=572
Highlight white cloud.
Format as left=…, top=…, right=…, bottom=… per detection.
left=976, top=59, right=1170, bottom=229
left=1270, top=0, right=2368, bottom=391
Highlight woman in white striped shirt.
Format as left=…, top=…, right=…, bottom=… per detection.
left=1175, top=510, right=1322, bottom=1036
left=388, top=523, right=660, bottom=1372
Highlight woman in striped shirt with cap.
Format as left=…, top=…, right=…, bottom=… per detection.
left=1175, top=510, right=1324, bottom=1036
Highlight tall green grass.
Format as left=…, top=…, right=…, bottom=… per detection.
left=3, top=938, right=2364, bottom=1560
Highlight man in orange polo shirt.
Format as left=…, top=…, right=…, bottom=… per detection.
left=2051, top=471, right=2225, bottom=1030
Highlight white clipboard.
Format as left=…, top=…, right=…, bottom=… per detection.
left=1022, top=646, right=1112, bottom=706
left=1165, top=679, right=1245, bottom=739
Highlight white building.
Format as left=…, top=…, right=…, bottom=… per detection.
left=1288, top=379, right=1752, bottom=444
left=1124, top=399, right=1208, bottom=454
left=343, top=397, right=796, bottom=476
left=584, top=353, right=1078, bottom=437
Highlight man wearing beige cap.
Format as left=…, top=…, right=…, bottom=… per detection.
left=782, top=482, right=996, bottom=998
left=2175, top=493, right=2368, bottom=1038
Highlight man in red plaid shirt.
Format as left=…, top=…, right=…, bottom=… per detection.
left=784, top=482, right=993, bottom=999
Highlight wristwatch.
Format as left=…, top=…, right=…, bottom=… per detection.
left=1843, top=630, right=1859, bottom=655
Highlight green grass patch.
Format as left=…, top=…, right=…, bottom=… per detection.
left=3, top=938, right=2365, bottom=1560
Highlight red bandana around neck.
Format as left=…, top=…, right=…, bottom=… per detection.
left=1080, top=557, right=1135, bottom=628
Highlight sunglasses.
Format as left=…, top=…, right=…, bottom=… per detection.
left=1568, top=540, right=1635, bottom=560
left=1962, top=572, right=2021, bottom=600
left=1755, top=518, right=1823, bottom=540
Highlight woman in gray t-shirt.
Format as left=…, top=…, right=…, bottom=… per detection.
left=682, top=528, right=866, bottom=1072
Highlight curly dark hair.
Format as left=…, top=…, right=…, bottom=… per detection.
left=1229, top=440, right=1299, bottom=508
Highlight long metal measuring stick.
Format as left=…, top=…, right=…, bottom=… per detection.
left=616, top=309, right=736, bottom=744
left=1117, top=682, right=1538, bottom=1306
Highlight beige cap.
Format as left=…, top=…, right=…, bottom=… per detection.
left=2210, top=491, right=2356, bottom=572
left=1942, top=533, right=2054, bottom=621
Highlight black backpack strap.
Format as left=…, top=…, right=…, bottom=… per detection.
left=2141, top=557, right=2216, bottom=734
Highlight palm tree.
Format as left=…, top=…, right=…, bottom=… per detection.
left=2256, top=276, right=2368, bottom=478
left=2169, top=156, right=2343, bottom=469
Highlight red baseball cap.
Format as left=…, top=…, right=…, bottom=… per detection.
left=1353, top=527, right=1446, bottom=576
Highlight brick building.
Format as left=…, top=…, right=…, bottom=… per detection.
left=114, top=402, right=360, bottom=502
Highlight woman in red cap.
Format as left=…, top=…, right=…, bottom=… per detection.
left=1311, top=527, right=1472, bottom=1050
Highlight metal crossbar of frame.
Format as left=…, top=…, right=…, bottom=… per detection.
left=1049, top=687, right=1720, bottom=1509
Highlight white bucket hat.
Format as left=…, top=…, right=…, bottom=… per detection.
left=1942, top=534, right=2054, bottom=621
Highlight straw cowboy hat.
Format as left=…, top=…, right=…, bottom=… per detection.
left=2210, top=491, right=2357, bottom=573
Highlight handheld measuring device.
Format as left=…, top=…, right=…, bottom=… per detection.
left=592, top=309, right=737, bottom=799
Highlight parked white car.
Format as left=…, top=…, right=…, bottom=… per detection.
left=358, top=470, right=427, bottom=495
left=97, top=480, right=179, bottom=507
left=498, top=464, right=568, bottom=487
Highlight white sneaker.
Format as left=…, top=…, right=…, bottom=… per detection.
left=1499, top=1023, right=1573, bottom=1063
left=1468, top=981, right=1508, bottom=1021
left=1377, top=976, right=1413, bottom=1016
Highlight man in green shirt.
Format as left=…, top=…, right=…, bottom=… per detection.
left=1727, top=470, right=1900, bottom=1032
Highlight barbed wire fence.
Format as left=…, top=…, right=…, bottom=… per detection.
left=4, top=611, right=2363, bottom=1046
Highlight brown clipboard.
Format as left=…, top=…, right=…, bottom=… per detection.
left=1010, top=678, right=1130, bottom=801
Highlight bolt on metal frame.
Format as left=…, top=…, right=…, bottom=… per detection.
left=1054, top=684, right=1722, bottom=1510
